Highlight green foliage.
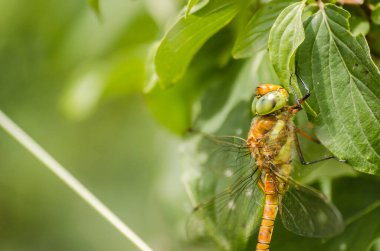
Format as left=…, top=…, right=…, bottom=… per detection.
left=323, top=202, right=380, bottom=251
left=150, top=0, right=380, bottom=250
left=297, top=4, right=380, bottom=174
left=268, top=1, right=306, bottom=90
left=74, top=0, right=380, bottom=249
left=267, top=0, right=316, bottom=115
left=144, top=76, right=200, bottom=135
left=186, top=0, right=208, bottom=17
left=3, top=0, right=380, bottom=250
left=144, top=0, right=380, bottom=250
left=233, top=0, right=295, bottom=59
left=154, top=0, right=249, bottom=87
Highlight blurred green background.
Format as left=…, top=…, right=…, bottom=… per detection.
left=0, top=0, right=193, bottom=250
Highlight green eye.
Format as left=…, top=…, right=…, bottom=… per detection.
left=251, top=97, right=258, bottom=115
left=252, top=91, right=288, bottom=115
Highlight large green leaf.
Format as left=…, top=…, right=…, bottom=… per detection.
left=233, top=0, right=295, bottom=59
left=186, top=0, right=200, bottom=16
left=323, top=201, right=380, bottom=251
left=185, top=0, right=209, bottom=17
left=146, top=28, right=240, bottom=135
left=268, top=1, right=306, bottom=89
left=332, top=176, right=380, bottom=219
left=154, top=0, right=248, bottom=87
left=297, top=4, right=380, bottom=174
left=144, top=80, right=196, bottom=135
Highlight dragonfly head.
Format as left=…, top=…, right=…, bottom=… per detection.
left=252, top=84, right=289, bottom=115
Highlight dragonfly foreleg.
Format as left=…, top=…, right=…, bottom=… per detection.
left=294, top=131, right=346, bottom=165
left=295, top=72, right=310, bottom=103
left=288, top=70, right=311, bottom=113
left=295, top=127, right=320, bottom=144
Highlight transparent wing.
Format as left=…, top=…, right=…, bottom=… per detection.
left=278, top=176, right=344, bottom=238
left=186, top=134, right=264, bottom=251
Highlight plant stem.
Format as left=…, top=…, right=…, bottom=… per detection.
left=0, top=110, right=153, bottom=251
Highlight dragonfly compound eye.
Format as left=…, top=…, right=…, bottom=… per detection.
left=252, top=90, right=288, bottom=115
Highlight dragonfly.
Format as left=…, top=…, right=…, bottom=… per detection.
left=188, top=74, right=345, bottom=251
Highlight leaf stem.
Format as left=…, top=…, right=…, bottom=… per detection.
left=317, top=0, right=324, bottom=10
left=0, top=110, right=153, bottom=251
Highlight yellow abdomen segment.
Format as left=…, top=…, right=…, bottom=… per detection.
left=256, top=174, right=279, bottom=251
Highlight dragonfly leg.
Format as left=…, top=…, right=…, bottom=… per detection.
left=295, top=127, right=320, bottom=144
left=289, top=70, right=311, bottom=112
left=294, top=132, right=346, bottom=165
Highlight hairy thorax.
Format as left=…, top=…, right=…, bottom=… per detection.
left=247, top=110, right=295, bottom=176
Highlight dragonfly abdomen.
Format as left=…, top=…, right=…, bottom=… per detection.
left=256, top=173, right=279, bottom=251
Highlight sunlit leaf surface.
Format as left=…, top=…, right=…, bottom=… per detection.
left=233, top=0, right=295, bottom=59
left=185, top=0, right=209, bottom=17
left=268, top=1, right=306, bottom=90
left=155, top=0, right=249, bottom=86
left=297, top=4, right=380, bottom=174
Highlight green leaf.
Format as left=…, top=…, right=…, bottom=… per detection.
left=185, top=0, right=209, bottom=17
left=267, top=1, right=316, bottom=115
left=186, top=0, right=200, bottom=17
left=297, top=4, right=380, bottom=174
left=146, top=28, right=239, bottom=135
left=371, top=3, right=380, bottom=25
left=145, top=60, right=245, bottom=135
left=323, top=201, right=380, bottom=251
left=87, top=0, right=101, bottom=16
left=144, top=82, right=195, bottom=135
left=155, top=0, right=247, bottom=87
left=268, top=1, right=306, bottom=89
left=333, top=176, right=380, bottom=219
left=233, top=0, right=295, bottom=59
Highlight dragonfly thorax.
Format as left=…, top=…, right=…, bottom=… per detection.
left=247, top=110, right=294, bottom=174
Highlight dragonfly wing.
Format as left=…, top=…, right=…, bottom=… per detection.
left=279, top=179, right=344, bottom=238
left=186, top=134, right=264, bottom=250
left=187, top=134, right=255, bottom=202
left=188, top=171, right=264, bottom=250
